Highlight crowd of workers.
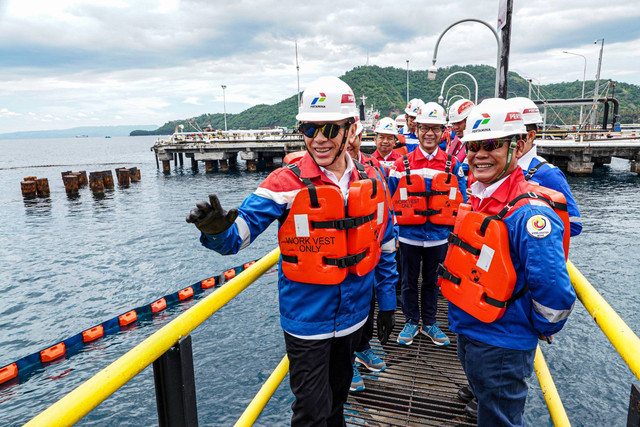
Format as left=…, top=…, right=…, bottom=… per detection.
left=186, top=75, right=581, bottom=426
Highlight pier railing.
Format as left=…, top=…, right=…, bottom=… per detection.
left=24, top=251, right=640, bottom=426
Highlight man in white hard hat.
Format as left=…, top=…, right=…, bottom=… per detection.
left=440, top=98, right=575, bottom=424
left=371, top=117, right=403, bottom=172
left=388, top=102, right=467, bottom=348
left=400, top=98, right=423, bottom=153
left=446, top=98, right=474, bottom=176
left=347, top=117, right=380, bottom=169
left=506, top=97, right=582, bottom=236
left=186, top=76, right=398, bottom=425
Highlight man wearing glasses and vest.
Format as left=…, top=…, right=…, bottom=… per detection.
left=438, top=98, right=575, bottom=425
left=186, top=76, right=397, bottom=426
left=388, top=102, right=467, bottom=348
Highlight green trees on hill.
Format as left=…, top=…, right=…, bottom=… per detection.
left=131, top=65, right=640, bottom=136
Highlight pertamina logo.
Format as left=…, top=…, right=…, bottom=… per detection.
left=310, top=93, right=327, bottom=108
left=505, top=112, right=522, bottom=122
left=472, top=113, right=490, bottom=129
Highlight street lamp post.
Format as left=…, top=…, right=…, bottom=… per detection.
left=446, top=94, right=465, bottom=107
left=591, top=38, right=605, bottom=127
left=444, top=83, right=472, bottom=105
left=406, top=60, right=410, bottom=104
left=429, top=18, right=502, bottom=97
left=437, top=71, right=478, bottom=105
left=221, top=85, right=227, bottom=132
left=563, top=50, right=587, bottom=126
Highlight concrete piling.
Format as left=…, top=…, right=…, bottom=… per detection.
left=101, top=170, right=114, bottom=189
left=191, top=158, right=198, bottom=170
left=116, top=168, right=130, bottom=186
left=128, top=167, right=141, bottom=182
left=219, top=159, right=229, bottom=171
left=89, top=172, right=105, bottom=195
left=62, top=174, right=79, bottom=196
left=35, top=178, right=50, bottom=197
left=77, top=171, right=88, bottom=187
left=247, top=160, right=257, bottom=172
left=162, top=160, right=171, bottom=173
left=24, top=176, right=37, bottom=182
left=205, top=160, right=215, bottom=173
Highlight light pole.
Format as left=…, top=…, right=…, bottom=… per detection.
left=437, top=71, right=478, bottom=105
left=429, top=18, right=502, bottom=97
left=591, top=38, right=604, bottom=127
left=563, top=50, right=587, bottom=126
left=221, top=85, right=227, bottom=131
left=444, top=84, right=472, bottom=105
left=406, top=60, right=409, bottom=104
left=446, top=94, right=465, bottom=107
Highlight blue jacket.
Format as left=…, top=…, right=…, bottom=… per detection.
left=387, top=147, right=467, bottom=243
left=199, top=153, right=397, bottom=339
left=403, top=132, right=419, bottom=153
left=448, top=169, right=576, bottom=350
left=520, top=153, right=582, bottom=236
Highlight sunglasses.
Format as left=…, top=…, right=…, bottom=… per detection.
left=466, top=137, right=515, bottom=153
left=298, top=123, right=350, bottom=139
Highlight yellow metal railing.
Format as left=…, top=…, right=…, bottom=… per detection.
left=25, top=247, right=281, bottom=427
left=567, top=260, right=640, bottom=381
left=235, top=355, right=290, bottom=426
left=534, top=345, right=570, bottom=426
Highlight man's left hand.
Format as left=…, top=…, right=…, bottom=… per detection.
left=376, top=310, right=395, bottom=345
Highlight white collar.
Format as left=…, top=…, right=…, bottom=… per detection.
left=320, top=153, right=354, bottom=197
left=470, top=175, right=509, bottom=201
left=517, top=145, right=538, bottom=170
left=419, top=145, right=438, bottom=160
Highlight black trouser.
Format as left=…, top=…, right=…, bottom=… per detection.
left=354, top=298, right=375, bottom=355
left=284, top=327, right=363, bottom=426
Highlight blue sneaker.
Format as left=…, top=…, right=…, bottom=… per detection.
left=397, top=321, right=420, bottom=346
left=355, top=348, right=386, bottom=372
left=350, top=363, right=364, bottom=392
left=421, top=322, right=450, bottom=346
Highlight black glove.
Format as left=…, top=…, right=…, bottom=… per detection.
left=185, top=194, right=239, bottom=234
left=376, top=310, right=395, bottom=345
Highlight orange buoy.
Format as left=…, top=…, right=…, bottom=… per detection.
left=40, top=342, right=66, bottom=363
left=0, top=363, right=18, bottom=385
left=223, top=268, right=236, bottom=280
left=118, top=310, right=137, bottom=327
left=201, top=277, right=216, bottom=289
left=151, top=298, right=167, bottom=313
left=21, top=181, right=37, bottom=199
left=35, top=178, right=50, bottom=197
left=178, top=287, right=194, bottom=301
left=82, top=325, right=104, bottom=343
left=243, top=261, right=256, bottom=270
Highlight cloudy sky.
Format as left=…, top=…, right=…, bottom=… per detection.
left=0, top=0, right=638, bottom=134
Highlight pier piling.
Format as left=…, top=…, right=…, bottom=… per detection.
left=62, top=175, right=79, bottom=196
left=191, top=158, right=198, bottom=170
left=89, top=172, right=105, bottom=195
left=116, top=168, right=130, bottom=186
left=21, top=180, right=37, bottom=199
left=101, top=170, right=114, bottom=189
left=247, top=160, right=257, bottom=172
left=78, top=171, right=88, bottom=187
left=35, top=178, right=50, bottom=197
left=128, top=167, right=141, bottom=182
left=204, top=161, right=215, bottom=173
left=219, top=159, right=229, bottom=172
left=162, top=160, right=171, bottom=173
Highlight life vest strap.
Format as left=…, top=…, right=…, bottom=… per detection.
left=448, top=232, right=481, bottom=256
left=324, top=250, right=368, bottom=269
left=416, top=208, right=441, bottom=217
left=287, top=163, right=320, bottom=207
left=282, top=253, right=298, bottom=263
left=525, top=161, right=548, bottom=180
left=312, top=213, right=375, bottom=231
left=484, top=285, right=530, bottom=308
left=436, top=264, right=461, bottom=285
left=403, top=155, right=412, bottom=185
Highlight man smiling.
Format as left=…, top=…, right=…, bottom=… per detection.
left=186, top=76, right=397, bottom=426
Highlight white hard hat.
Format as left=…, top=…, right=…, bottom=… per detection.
left=506, top=97, right=543, bottom=125
left=354, top=117, right=364, bottom=136
left=374, top=117, right=398, bottom=135
left=404, top=98, right=424, bottom=117
left=296, top=76, right=357, bottom=122
left=415, top=102, right=447, bottom=125
left=461, top=98, right=526, bottom=141
left=395, top=114, right=407, bottom=128
left=448, top=99, right=475, bottom=124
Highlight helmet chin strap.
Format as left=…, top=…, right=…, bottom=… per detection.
left=487, top=140, right=517, bottom=185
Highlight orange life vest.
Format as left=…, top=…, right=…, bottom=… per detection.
left=438, top=190, right=569, bottom=323
left=283, top=150, right=306, bottom=165
left=392, top=154, right=463, bottom=225
left=393, top=134, right=408, bottom=156
left=278, top=161, right=388, bottom=285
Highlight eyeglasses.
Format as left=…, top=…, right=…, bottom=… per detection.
left=298, top=122, right=349, bottom=139
left=466, top=137, right=515, bottom=153
left=417, top=125, right=443, bottom=134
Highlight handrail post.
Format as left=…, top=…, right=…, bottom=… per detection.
left=153, top=335, right=198, bottom=427
left=628, top=384, right=640, bottom=426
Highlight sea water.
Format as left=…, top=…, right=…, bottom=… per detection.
left=0, top=136, right=638, bottom=426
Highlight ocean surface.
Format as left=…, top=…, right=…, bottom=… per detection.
left=0, top=136, right=638, bottom=426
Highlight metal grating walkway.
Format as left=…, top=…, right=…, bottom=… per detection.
left=346, top=295, right=475, bottom=426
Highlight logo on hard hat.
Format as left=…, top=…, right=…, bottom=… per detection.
left=472, top=113, right=491, bottom=130
left=311, top=93, right=326, bottom=105
left=505, top=112, right=523, bottom=122
left=341, top=94, right=355, bottom=104
left=428, top=109, right=438, bottom=117
left=523, top=107, right=539, bottom=115
left=458, top=101, right=473, bottom=114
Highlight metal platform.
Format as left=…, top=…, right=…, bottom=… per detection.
left=346, top=296, right=475, bottom=426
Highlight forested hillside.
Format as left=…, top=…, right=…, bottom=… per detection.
left=132, top=65, right=639, bottom=135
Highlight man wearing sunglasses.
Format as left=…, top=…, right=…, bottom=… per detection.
left=388, top=102, right=467, bottom=348
left=445, top=98, right=575, bottom=424
left=186, top=76, right=398, bottom=426
left=507, top=97, right=582, bottom=237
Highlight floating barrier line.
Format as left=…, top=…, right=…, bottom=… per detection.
left=0, top=259, right=269, bottom=388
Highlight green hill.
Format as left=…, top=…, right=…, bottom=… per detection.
left=131, top=65, right=640, bottom=135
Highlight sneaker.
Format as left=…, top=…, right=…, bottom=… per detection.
left=355, top=348, right=386, bottom=372
left=350, top=364, right=364, bottom=392
left=457, top=385, right=474, bottom=403
left=464, top=397, right=478, bottom=419
left=421, top=322, right=450, bottom=346
left=397, top=321, right=420, bottom=346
